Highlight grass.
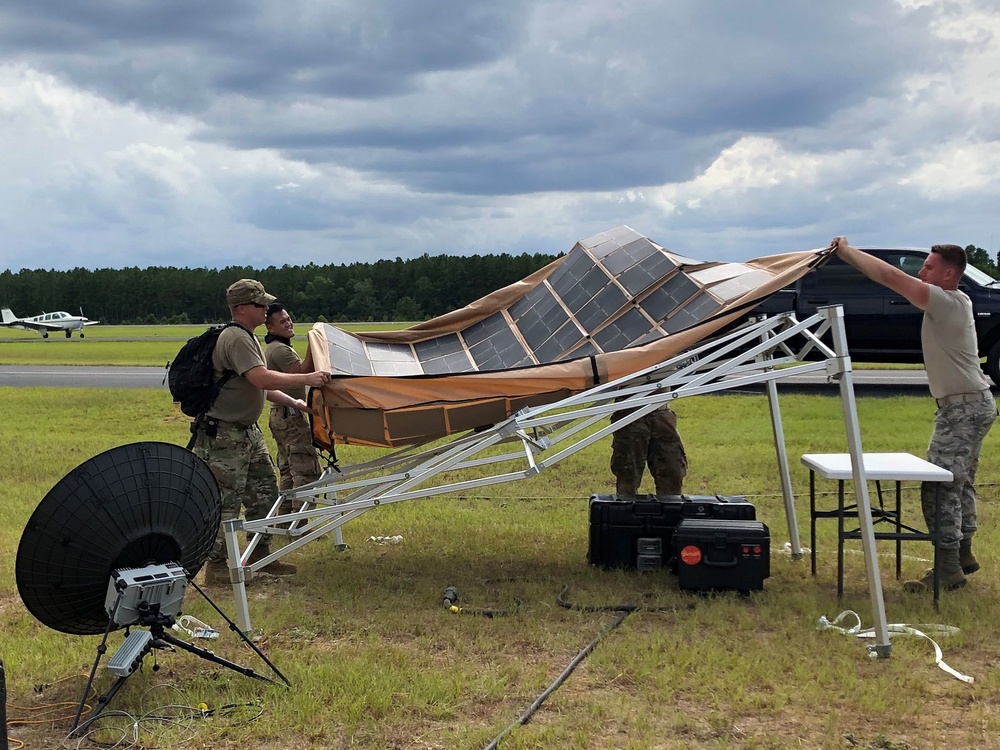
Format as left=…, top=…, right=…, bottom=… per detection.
left=3, top=385, right=1000, bottom=749
left=0, top=323, right=412, bottom=366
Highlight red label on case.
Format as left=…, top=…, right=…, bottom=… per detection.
left=680, top=545, right=702, bottom=565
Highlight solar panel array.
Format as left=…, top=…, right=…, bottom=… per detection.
left=322, top=226, right=763, bottom=376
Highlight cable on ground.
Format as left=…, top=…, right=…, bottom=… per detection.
left=481, top=584, right=691, bottom=749
left=817, top=609, right=971, bottom=683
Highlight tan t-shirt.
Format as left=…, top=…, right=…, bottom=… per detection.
left=265, top=339, right=306, bottom=401
left=921, top=285, right=991, bottom=399
left=207, top=324, right=266, bottom=426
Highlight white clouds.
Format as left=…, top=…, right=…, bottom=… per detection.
left=904, top=141, right=1000, bottom=195
left=1, top=0, right=999, bottom=270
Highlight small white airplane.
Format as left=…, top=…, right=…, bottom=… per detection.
left=0, top=307, right=99, bottom=338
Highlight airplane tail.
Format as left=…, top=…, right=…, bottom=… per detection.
left=1, top=307, right=17, bottom=324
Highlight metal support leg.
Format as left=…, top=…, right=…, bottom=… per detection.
left=824, top=305, right=891, bottom=657
left=766, top=378, right=802, bottom=559
left=223, top=518, right=253, bottom=633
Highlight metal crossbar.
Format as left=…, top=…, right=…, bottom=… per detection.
left=223, top=305, right=891, bottom=656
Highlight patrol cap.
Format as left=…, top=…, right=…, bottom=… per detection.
left=226, top=279, right=276, bottom=307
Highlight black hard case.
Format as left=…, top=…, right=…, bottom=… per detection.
left=672, top=518, right=770, bottom=592
left=587, top=494, right=756, bottom=570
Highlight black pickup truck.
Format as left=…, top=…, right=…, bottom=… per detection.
left=753, top=247, right=1000, bottom=385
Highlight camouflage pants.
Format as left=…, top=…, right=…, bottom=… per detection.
left=921, top=394, right=997, bottom=550
left=610, top=406, right=688, bottom=495
left=268, top=406, right=322, bottom=508
left=192, top=422, right=278, bottom=562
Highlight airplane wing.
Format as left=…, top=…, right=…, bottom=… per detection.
left=2, top=319, right=68, bottom=332
left=308, top=225, right=832, bottom=448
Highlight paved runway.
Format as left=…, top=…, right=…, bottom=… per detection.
left=0, top=365, right=167, bottom=389
left=0, top=363, right=951, bottom=394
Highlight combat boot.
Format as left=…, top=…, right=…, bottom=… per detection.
left=903, top=549, right=966, bottom=593
left=247, top=545, right=297, bottom=576
left=960, top=537, right=980, bottom=575
left=203, top=559, right=231, bottom=586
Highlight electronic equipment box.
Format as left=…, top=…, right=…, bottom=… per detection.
left=587, top=494, right=756, bottom=571
left=672, top=518, right=770, bottom=592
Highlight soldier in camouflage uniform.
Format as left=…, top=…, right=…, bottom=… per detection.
left=264, top=303, right=322, bottom=510
left=610, top=403, right=687, bottom=496
left=834, top=238, right=997, bottom=593
left=192, top=279, right=330, bottom=585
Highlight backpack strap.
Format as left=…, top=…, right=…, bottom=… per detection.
left=188, top=322, right=259, bottom=448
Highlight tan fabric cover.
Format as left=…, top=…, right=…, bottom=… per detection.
left=308, top=240, right=829, bottom=448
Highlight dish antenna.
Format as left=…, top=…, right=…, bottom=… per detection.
left=15, top=442, right=288, bottom=734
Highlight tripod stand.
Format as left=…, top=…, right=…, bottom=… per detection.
left=71, top=574, right=289, bottom=735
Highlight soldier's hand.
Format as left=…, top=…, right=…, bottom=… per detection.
left=305, top=370, right=331, bottom=388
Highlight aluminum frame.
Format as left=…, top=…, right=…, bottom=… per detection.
left=223, top=305, right=891, bottom=656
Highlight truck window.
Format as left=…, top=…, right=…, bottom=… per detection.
left=802, top=260, right=883, bottom=294
left=897, top=255, right=924, bottom=277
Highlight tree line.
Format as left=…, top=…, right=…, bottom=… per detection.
left=965, top=245, right=1000, bottom=278
left=0, top=252, right=560, bottom=325
left=1, top=244, right=995, bottom=327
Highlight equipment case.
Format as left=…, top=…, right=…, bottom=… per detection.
left=587, top=494, right=756, bottom=570
left=672, top=518, right=770, bottom=592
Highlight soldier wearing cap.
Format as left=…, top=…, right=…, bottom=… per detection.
left=192, top=279, right=331, bottom=585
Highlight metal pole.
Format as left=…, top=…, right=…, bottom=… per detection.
left=223, top=518, right=254, bottom=633
left=758, top=319, right=802, bottom=558
left=824, top=305, right=891, bottom=657
left=766, top=377, right=802, bottom=558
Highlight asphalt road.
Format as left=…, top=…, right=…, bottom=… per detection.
left=0, top=363, right=965, bottom=396
left=0, top=365, right=167, bottom=389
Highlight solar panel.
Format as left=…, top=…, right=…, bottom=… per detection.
left=315, top=226, right=792, bottom=384
left=309, top=226, right=828, bottom=448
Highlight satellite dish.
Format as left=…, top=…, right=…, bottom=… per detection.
left=15, top=442, right=221, bottom=636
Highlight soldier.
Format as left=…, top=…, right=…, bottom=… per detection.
left=610, top=403, right=687, bottom=496
left=832, top=237, right=997, bottom=592
left=192, top=279, right=330, bottom=585
left=264, top=302, right=323, bottom=510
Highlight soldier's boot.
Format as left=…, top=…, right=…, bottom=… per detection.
left=615, top=483, right=639, bottom=497
left=960, top=537, right=980, bottom=575
left=903, top=548, right=966, bottom=593
left=247, top=545, right=297, bottom=576
left=203, top=559, right=231, bottom=586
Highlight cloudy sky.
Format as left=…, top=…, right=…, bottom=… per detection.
left=1, top=0, right=998, bottom=271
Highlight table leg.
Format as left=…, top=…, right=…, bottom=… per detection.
left=837, top=479, right=845, bottom=599
left=933, top=483, right=941, bottom=610
left=810, top=470, right=817, bottom=576
left=895, top=480, right=902, bottom=579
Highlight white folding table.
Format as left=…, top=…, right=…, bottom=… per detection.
left=802, top=452, right=953, bottom=607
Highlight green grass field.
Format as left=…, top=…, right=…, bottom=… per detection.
left=0, top=323, right=412, bottom=366
left=3, top=378, right=1000, bottom=749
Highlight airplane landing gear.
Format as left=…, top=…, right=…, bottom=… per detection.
left=65, top=330, right=72, bottom=339
left=80, top=333, right=85, bottom=338
left=42, top=332, right=48, bottom=339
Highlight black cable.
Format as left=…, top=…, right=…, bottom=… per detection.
left=441, top=585, right=522, bottom=618
left=555, top=583, right=693, bottom=613
left=482, top=608, right=631, bottom=750
left=481, top=584, right=690, bottom=749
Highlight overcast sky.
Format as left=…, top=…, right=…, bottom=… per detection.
left=1, top=0, right=998, bottom=271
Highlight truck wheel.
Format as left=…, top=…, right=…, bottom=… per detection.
left=986, top=342, right=1000, bottom=386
